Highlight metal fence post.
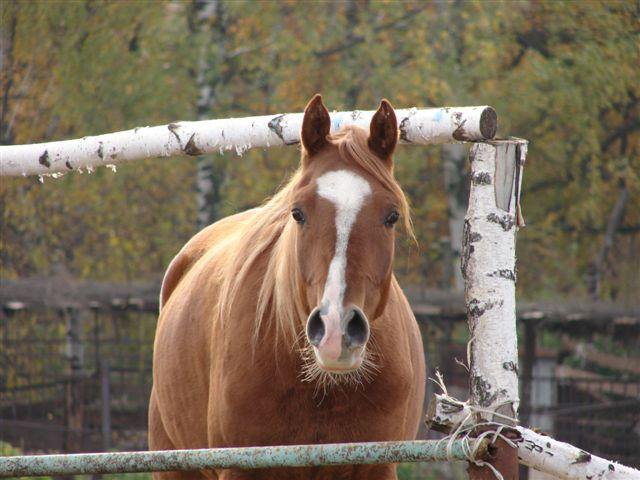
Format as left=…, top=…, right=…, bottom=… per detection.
left=100, top=360, right=111, bottom=452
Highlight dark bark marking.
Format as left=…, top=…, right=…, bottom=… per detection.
left=523, top=439, right=546, bottom=454
left=184, top=134, right=204, bottom=156
left=472, top=171, right=492, bottom=185
left=38, top=150, right=51, bottom=168
left=471, top=375, right=498, bottom=407
left=489, top=269, right=516, bottom=281
left=452, top=111, right=470, bottom=141
left=467, top=298, right=501, bottom=321
left=167, top=123, right=183, bottom=148
left=97, top=142, right=104, bottom=160
left=502, top=361, right=519, bottom=375
left=572, top=451, right=592, bottom=464
left=65, top=160, right=73, bottom=170
left=452, top=125, right=468, bottom=141
left=110, top=153, right=117, bottom=160
left=487, top=212, right=515, bottom=231
left=268, top=114, right=298, bottom=145
left=461, top=219, right=482, bottom=279
left=399, top=116, right=412, bottom=142
left=452, top=121, right=469, bottom=141
left=468, top=144, right=477, bottom=165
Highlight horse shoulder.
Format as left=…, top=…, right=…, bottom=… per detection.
left=159, top=210, right=255, bottom=310
left=384, top=278, right=426, bottom=438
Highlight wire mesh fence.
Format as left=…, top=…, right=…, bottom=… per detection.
left=1, top=307, right=638, bottom=470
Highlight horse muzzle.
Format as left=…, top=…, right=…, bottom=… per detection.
left=305, top=305, right=370, bottom=372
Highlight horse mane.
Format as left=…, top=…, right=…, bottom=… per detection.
left=216, top=125, right=414, bottom=345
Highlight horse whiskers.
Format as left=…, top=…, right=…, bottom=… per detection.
left=297, top=342, right=380, bottom=400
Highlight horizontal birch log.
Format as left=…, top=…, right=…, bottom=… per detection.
left=0, top=106, right=497, bottom=177
left=425, top=393, right=640, bottom=480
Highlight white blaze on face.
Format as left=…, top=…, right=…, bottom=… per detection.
left=316, top=170, right=372, bottom=338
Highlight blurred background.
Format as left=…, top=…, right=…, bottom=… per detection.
left=1, top=1, right=638, bottom=479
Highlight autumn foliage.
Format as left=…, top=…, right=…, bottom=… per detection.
left=1, top=1, right=638, bottom=301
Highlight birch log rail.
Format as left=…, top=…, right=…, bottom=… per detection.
left=0, top=105, right=497, bottom=177
left=435, top=139, right=640, bottom=479
left=425, top=393, right=640, bottom=480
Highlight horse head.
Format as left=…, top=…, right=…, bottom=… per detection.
left=292, top=94, right=409, bottom=376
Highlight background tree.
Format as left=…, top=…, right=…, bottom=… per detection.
left=1, top=0, right=637, bottom=302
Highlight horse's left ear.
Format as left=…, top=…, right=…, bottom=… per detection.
left=368, top=99, right=398, bottom=165
left=301, top=94, right=331, bottom=157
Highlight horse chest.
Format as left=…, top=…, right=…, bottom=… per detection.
left=215, top=366, right=409, bottom=447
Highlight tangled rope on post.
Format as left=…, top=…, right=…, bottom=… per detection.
left=428, top=371, right=521, bottom=480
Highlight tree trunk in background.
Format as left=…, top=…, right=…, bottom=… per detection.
left=343, top=0, right=361, bottom=110
left=191, top=0, right=226, bottom=231
left=442, top=143, right=469, bottom=291
left=64, top=308, right=84, bottom=454
left=587, top=182, right=629, bottom=300
left=1, top=6, right=17, bottom=146
left=434, top=0, right=470, bottom=292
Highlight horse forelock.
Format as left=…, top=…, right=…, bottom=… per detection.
left=328, top=125, right=414, bottom=241
left=217, top=124, right=414, bottom=351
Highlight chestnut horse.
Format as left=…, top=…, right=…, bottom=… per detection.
left=149, top=95, right=425, bottom=480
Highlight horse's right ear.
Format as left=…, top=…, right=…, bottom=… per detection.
left=301, top=94, right=331, bottom=156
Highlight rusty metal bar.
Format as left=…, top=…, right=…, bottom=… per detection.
left=0, top=439, right=483, bottom=477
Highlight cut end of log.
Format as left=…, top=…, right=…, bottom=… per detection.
left=479, top=107, right=498, bottom=140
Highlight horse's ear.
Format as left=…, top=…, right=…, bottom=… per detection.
left=301, top=94, right=331, bottom=156
left=368, top=99, right=398, bottom=165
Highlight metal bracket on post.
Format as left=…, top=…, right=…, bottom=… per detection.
left=463, top=138, right=528, bottom=480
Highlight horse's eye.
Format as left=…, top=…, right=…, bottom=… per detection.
left=384, top=210, right=399, bottom=228
left=291, top=208, right=306, bottom=224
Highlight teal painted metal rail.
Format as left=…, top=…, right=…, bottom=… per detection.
left=0, top=439, right=481, bottom=477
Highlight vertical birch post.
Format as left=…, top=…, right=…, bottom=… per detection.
left=462, top=139, right=527, bottom=480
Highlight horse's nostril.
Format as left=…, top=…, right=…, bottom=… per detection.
left=306, top=309, right=325, bottom=347
left=345, top=308, right=369, bottom=348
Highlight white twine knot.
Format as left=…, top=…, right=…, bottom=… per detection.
left=430, top=370, right=520, bottom=480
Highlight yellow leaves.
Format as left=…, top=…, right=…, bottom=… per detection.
left=2, top=0, right=638, bottom=300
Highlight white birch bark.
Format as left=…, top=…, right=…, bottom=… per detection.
left=425, top=393, right=640, bottom=480
left=0, top=105, right=497, bottom=177
left=192, top=0, right=223, bottom=230
left=462, top=140, right=526, bottom=422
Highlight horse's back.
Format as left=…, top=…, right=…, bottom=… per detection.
left=159, top=209, right=256, bottom=310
